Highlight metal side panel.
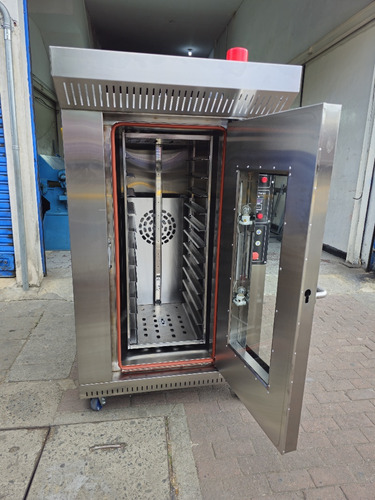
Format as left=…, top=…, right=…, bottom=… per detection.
left=62, top=110, right=112, bottom=384
left=215, top=103, right=341, bottom=454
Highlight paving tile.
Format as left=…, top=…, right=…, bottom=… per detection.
left=196, top=456, right=242, bottom=481
left=27, top=419, right=171, bottom=500
left=361, top=425, right=375, bottom=442
left=346, top=388, right=375, bottom=400
left=191, top=441, right=215, bottom=463
left=242, top=432, right=279, bottom=456
left=301, top=416, right=339, bottom=433
left=302, top=392, right=319, bottom=404
left=267, top=469, right=314, bottom=492
left=364, top=410, right=375, bottom=425
left=217, top=474, right=272, bottom=498
left=205, top=409, right=246, bottom=428
left=0, top=428, right=48, bottom=499
left=212, top=437, right=256, bottom=459
left=217, top=394, right=248, bottom=411
left=196, top=384, right=233, bottom=402
left=238, top=452, right=284, bottom=474
left=314, top=390, right=350, bottom=404
left=332, top=358, right=367, bottom=370
left=341, top=484, right=375, bottom=500
left=199, top=479, right=228, bottom=500
left=304, top=379, right=326, bottom=394
left=184, top=400, right=221, bottom=417
left=306, top=402, right=345, bottom=417
left=8, top=361, right=75, bottom=381
left=333, top=411, right=374, bottom=429
left=316, top=445, right=363, bottom=466
left=340, top=400, right=375, bottom=414
left=297, top=431, right=333, bottom=449
left=7, top=300, right=76, bottom=382
left=308, top=465, right=357, bottom=488
left=327, top=369, right=361, bottom=380
left=0, top=301, right=44, bottom=340
left=349, top=461, right=375, bottom=483
left=165, top=388, right=200, bottom=403
left=356, top=442, right=375, bottom=461
left=187, top=418, right=231, bottom=444
left=351, top=377, right=375, bottom=389
left=0, top=381, right=63, bottom=428
left=304, top=486, right=346, bottom=500
left=57, top=388, right=89, bottom=412
left=226, top=419, right=260, bottom=439
left=319, top=378, right=355, bottom=391
left=0, top=338, right=25, bottom=370
left=279, top=448, right=325, bottom=470
left=355, top=367, right=375, bottom=379
left=251, top=492, right=304, bottom=500
left=326, top=428, right=369, bottom=447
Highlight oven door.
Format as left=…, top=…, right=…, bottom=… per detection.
left=215, top=103, right=341, bottom=453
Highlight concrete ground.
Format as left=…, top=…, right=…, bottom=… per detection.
left=0, top=251, right=374, bottom=499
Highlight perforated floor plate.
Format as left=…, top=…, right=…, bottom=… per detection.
left=135, top=303, right=202, bottom=347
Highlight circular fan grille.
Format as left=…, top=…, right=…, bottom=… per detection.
left=139, top=209, right=177, bottom=245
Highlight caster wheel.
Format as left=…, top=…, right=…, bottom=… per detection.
left=90, top=397, right=106, bottom=411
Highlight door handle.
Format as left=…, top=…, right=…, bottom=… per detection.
left=316, top=286, right=327, bottom=299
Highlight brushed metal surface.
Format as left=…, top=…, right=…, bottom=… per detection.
left=131, top=197, right=183, bottom=305
left=136, top=303, right=201, bottom=347
left=62, top=110, right=112, bottom=385
left=80, top=368, right=225, bottom=399
left=50, top=46, right=301, bottom=119
left=215, top=103, right=341, bottom=453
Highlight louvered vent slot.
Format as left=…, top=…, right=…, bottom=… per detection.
left=70, top=82, right=77, bottom=106
left=63, top=82, right=70, bottom=106
left=57, top=80, right=296, bottom=118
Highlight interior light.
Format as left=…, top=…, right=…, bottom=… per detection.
left=187, top=48, right=192, bottom=57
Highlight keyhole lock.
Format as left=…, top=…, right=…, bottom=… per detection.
left=304, top=289, right=312, bottom=303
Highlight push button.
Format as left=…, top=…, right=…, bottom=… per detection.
left=252, top=252, right=259, bottom=260
left=256, top=213, right=264, bottom=220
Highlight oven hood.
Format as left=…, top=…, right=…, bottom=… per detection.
left=50, top=46, right=302, bottom=119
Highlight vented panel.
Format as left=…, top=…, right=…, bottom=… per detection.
left=51, top=46, right=301, bottom=119
left=57, top=79, right=291, bottom=118
left=81, top=371, right=225, bottom=398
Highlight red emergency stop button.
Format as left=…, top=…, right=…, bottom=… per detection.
left=252, top=252, right=259, bottom=260
left=256, top=213, right=263, bottom=220
left=260, top=176, right=268, bottom=184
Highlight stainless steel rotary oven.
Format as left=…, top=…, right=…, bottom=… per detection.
left=51, top=47, right=341, bottom=453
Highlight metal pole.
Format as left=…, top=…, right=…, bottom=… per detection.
left=154, top=139, right=162, bottom=304
left=0, top=1, right=29, bottom=290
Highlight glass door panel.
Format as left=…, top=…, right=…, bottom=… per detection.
left=229, top=171, right=288, bottom=385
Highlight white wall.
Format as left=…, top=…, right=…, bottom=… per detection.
left=301, top=26, right=375, bottom=262
left=0, top=0, right=44, bottom=285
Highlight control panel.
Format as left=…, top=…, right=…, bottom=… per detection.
left=252, top=174, right=273, bottom=265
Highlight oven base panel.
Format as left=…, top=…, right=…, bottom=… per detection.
left=80, top=368, right=225, bottom=399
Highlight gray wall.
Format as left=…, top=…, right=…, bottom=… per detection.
left=28, top=0, right=95, bottom=156
left=216, top=1, right=375, bottom=264
left=29, top=18, right=59, bottom=156
left=302, top=25, right=375, bottom=256
left=214, top=0, right=373, bottom=62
